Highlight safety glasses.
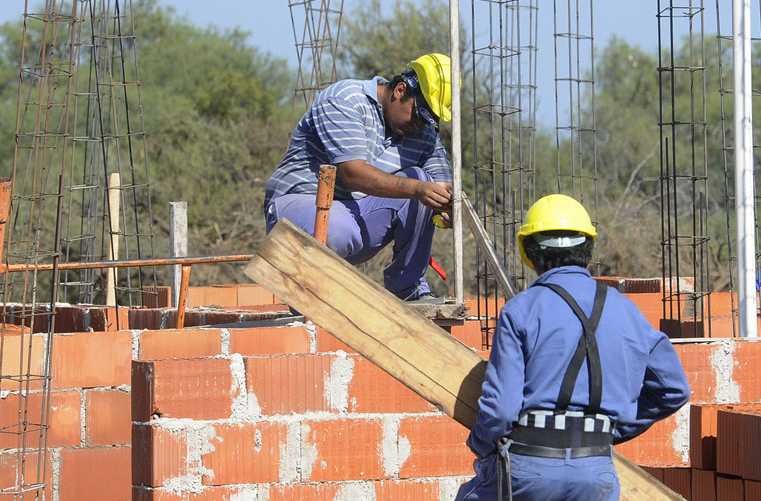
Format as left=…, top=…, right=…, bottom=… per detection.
left=403, top=70, right=439, bottom=130
left=413, top=93, right=438, bottom=130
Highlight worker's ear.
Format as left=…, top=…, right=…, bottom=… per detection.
left=393, top=81, right=407, bottom=99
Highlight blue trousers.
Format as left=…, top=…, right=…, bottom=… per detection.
left=455, top=448, right=620, bottom=501
left=264, top=167, right=435, bottom=300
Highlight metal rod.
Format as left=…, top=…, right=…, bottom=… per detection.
left=451, top=0, right=464, bottom=304
left=733, top=0, right=758, bottom=337
left=0, top=254, right=255, bottom=273
left=176, top=264, right=192, bottom=329
left=314, top=164, right=336, bottom=246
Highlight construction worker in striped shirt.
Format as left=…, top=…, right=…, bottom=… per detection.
left=456, top=194, right=690, bottom=501
left=264, top=53, right=453, bottom=302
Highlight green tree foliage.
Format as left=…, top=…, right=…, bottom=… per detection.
left=1, top=0, right=756, bottom=299
left=128, top=1, right=295, bottom=284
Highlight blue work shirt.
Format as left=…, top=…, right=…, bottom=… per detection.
left=263, top=77, right=452, bottom=210
left=467, top=266, right=691, bottom=459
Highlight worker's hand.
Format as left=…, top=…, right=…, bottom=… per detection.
left=415, top=181, right=453, bottom=210
left=438, top=208, right=453, bottom=228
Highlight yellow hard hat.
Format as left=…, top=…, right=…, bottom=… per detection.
left=406, top=53, right=452, bottom=122
left=517, top=194, right=597, bottom=269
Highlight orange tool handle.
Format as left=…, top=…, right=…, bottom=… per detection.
left=314, top=164, right=337, bottom=245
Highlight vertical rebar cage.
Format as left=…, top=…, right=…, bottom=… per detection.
left=289, top=0, right=345, bottom=109
left=2, top=1, right=156, bottom=498
left=470, top=0, right=538, bottom=344
left=714, top=0, right=761, bottom=337
left=552, top=0, right=599, bottom=274
left=657, top=0, right=712, bottom=337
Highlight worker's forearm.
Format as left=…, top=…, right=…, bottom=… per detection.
left=337, top=159, right=452, bottom=210
left=338, top=160, right=421, bottom=199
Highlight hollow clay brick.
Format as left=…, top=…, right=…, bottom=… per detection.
left=52, top=331, right=131, bottom=389
left=398, top=415, right=474, bottom=478
left=315, top=326, right=355, bottom=354
left=236, top=284, right=277, bottom=306
left=716, top=474, right=744, bottom=501
left=89, top=306, right=129, bottom=331
left=691, top=404, right=718, bottom=470
left=733, top=340, right=761, bottom=402
left=131, top=358, right=234, bottom=421
left=132, top=424, right=188, bottom=488
left=141, top=286, right=171, bottom=309
left=59, top=446, right=131, bottom=501
left=348, top=356, right=435, bottom=414
left=245, top=354, right=331, bottom=415
left=301, top=418, right=386, bottom=482
left=86, top=389, right=131, bottom=446
left=662, top=467, right=691, bottom=499
left=230, top=326, right=311, bottom=356
left=673, top=343, right=718, bottom=403
left=1, top=334, right=47, bottom=391
left=139, top=328, right=222, bottom=360
left=375, top=479, right=441, bottom=500
left=691, top=468, right=717, bottom=501
left=0, top=390, right=80, bottom=448
left=201, top=422, right=288, bottom=485
left=0, top=451, right=52, bottom=501
left=448, top=320, right=483, bottom=350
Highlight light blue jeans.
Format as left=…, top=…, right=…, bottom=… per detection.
left=265, top=167, right=435, bottom=300
left=455, top=447, right=620, bottom=501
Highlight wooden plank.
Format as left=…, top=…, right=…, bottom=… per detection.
left=462, top=194, right=519, bottom=299
left=245, top=218, right=685, bottom=501
left=246, top=219, right=486, bottom=426
left=106, top=172, right=120, bottom=306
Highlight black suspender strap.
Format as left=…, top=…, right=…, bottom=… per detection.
left=535, top=282, right=607, bottom=415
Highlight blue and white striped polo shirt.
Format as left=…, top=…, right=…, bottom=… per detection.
left=263, top=77, right=452, bottom=210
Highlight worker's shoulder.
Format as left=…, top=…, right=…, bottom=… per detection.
left=321, top=78, right=376, bottom=102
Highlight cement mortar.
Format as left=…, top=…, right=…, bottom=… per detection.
left=221, top=328, right=231, bottom=356
left=156, top=419, right=217, bottom=493
left=439, top=476, right=468, bottom=501
left=229, top=485, right=260, bottom=501
left=335, top=481, right=376, bottom=501
left=381, top=416, right=410, bottom=477
left=325, top=352, right=354, bottom=412
left=305, top=320, right=317, bottom=353
left=711, top=340, right=741, bottom=403
left=131, top=330, right=141, bottom=359
left=254, top=429, right=263, bottom=452
left=671, top=404, right=691, bottom=463
left=79, top=391, right=87, bottom=447
left=229, top=353, right=260, bottom=421
left=51, top=449, right=61, bottom=501
left=279, top=421, right=302, bottom=483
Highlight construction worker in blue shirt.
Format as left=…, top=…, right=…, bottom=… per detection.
left=456, top=194, right=691, bottom=501
left=264, top=53, right=454, bottom=301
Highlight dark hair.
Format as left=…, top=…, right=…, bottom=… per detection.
left=522, top=230, right=594, bottom=275
left=389, top=74, right=417, bottom=101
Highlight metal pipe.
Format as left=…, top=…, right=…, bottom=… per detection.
left=733, top=0, right=757, bottom=337
left=176, top=264, right=192, bottom=329
left=451, top=0, right=464, bottom=303
left=314, top=164, right=337, bottom=246
left=0, top=254, right=255, bottom=274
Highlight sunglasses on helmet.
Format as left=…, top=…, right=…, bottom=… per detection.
left=402, top=70, right=439, bottom=130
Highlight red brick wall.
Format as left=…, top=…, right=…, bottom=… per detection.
left=2, top=283, right=761, bottom=501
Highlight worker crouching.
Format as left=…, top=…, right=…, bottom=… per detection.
left=456, top=194, right=691, bottom=501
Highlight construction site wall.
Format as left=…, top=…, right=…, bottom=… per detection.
left=1, top=283, right=760, bottom=501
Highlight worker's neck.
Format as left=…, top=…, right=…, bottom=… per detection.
left=378, top=84, right=395, bottom=139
